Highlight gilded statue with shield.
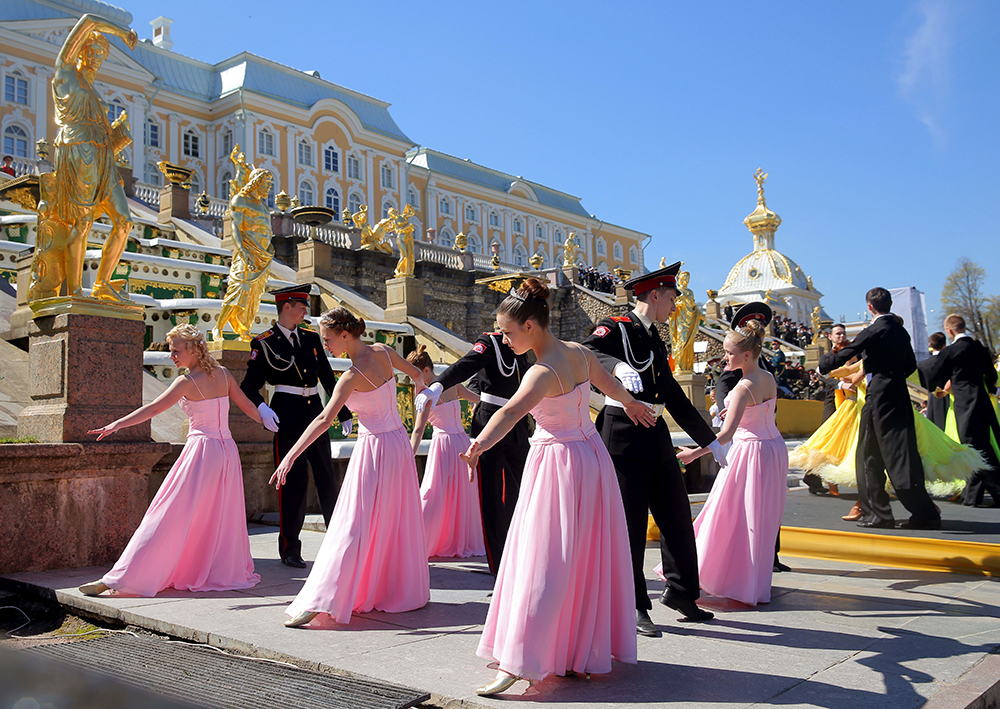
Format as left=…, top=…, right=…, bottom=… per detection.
left=213, top=146, right=275, bottom=342
left=28, top=13, right=138, bottom=303
left=669, top=269, right=703, bottom=373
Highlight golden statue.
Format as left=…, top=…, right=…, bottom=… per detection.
left=562, top=232, right=580, bottom=267
left=453, top=231, right=468, bottom=252
left=811, top=306, right=822, bottom=339
left=754, top=167, right=769, bottom=205
left=392, top=204, right=416, bottom=277
left=213, top=146, right=274, bottom=342
left=669, top=270, right=703, bottom=373
left=350, top=205, right=393, bottom=254
left=659, top=257, right=667, bottom=269
left=28, top=14, right=139, bottom=303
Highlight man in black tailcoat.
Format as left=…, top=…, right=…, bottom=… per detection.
left=916, top=331, right=950, bottom=432
left=584, top=262, right=727, bottom=636
left=929, top=314, right=1000, bottom=506
left=819, top=287, right=941, bottom=530
left=415, top=330, right=531, bottom=574
left=241, top=285, right=352, bottom=568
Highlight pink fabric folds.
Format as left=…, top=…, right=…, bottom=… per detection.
left=477, top=382, right=636, bottom=681
left=421, top=399, right=485, bottom=558
left=286, top=379, right=429, bottom=623
left=102, top=396, right=260, bottom=597
left=694, top=394, right=788, bottom=606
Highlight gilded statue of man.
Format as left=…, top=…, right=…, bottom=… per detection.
left=213, top=166, right=275, bottom=341
left=392, top=204, right=416, bottom=277
left=669, top=270, right=703, bottom=372
left=30, top=14, right=139, bottom=302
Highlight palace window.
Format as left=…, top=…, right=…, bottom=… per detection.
left=489, top=211, right=500, bottom=227
left=220, top=129, right=233, bottom=157
left=348, top=192, right=363, bottom=214
left=382, top=201, right=394, bottom=219
left=3, top=125, right=29, bottom=158
left=535, top=224, right=544, bottom=239
left=407, top=186, right=419, bottom=208
left=324, top=146, right=339, bottom=173
left=613, top=242, right=623, bottom=260
left=145, top=118, right=160, bottom=148
left=596, top=238, right=606, bottom=256
left=513, top=218, right=523, bottom=233
left=347, top=154, right=362, bottom=180
left=182, top=130, right=200, bottom=158
left=629, top=245, right=638, bottom=264
left=554, top=229, right=562, bottom=242
left=298, top=180, right=314, bottom=206
left=439, top=228, right=454, bottom=248
left=298, top=140, right=314, bottom=167
left=258, top=128, right=275, bottom=156
left=107, top=100, right=126, bottom=124
left=4, top=72, right=28, bottom=105
left=468, top=234, right=482, bottom=254
left=188, top=173, right=201, bottom=195
left=513, top=245, right=528, bottom=267
left=380, top=162, right=394, bottom=189
left=219, top=171, right=232, bottom=200
left=146, top=161, right=161, bottom=186
left=439, top=197, right=451, bottom=215
left=465, top=205, right=477, bottom=222
left=325, top=187, right=340, bottom=216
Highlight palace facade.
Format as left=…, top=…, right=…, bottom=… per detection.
left=0, top=0, right=647, bottom=274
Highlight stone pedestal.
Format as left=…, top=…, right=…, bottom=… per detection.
left=208, top=340, right=272, bottom=444
left=705, top=300, right=721, bottom=320
left=18, top=310, right=148, bottom=443
left=560, top=265, right=579, bottom=287
left=158, top=183, right=190, bottom=222
left=663, top=371, right=712, bottom=430
left=805, top=341, right=828, bottom=371
left=384, top=276, right=426, bottom=322
left=614, top=283, right=631, bottom=306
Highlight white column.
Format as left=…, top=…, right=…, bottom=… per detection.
left=33, top=68, right=48, bottom=146
left=286, top=126, right=296, bottom=198
left=366, top=151, right=375, bottom=212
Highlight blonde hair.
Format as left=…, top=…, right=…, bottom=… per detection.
left=726, top=319, right=765, bottom=359
left=165, top=325, right=219, bottom=375
left=944, top=313, right=967, bottom=333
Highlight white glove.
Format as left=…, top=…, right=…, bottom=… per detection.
left=707, top=440, right=728, bottom=468
left=258, top=402, right=280, bottom=432
left=613, top=363, right=644, bottom=394
left=341, top=418, right=353, bottom=436
left=415, top=382, right=443, bottom=413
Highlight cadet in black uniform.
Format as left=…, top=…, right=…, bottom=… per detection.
left=241, top=285, right=352, bottom=568
left=584, top=263, right=726, bottom=636
left=415, top=330, right=531, bottom=574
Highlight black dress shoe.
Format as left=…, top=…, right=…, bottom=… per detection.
left=803, top=473, right=828, bottom=495
left=773, top=561, right=791, bottom=573
left=899, top=519, right=942, bottom=530
left=636, top=609, right=661, bottom=637
left=857, top=519, right=895, bottom=529
left=659, top=591, right=714, bottom=622
left=281, top=555, right=307, bottom=569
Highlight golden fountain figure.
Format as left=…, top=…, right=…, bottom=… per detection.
left=28, top=14, right=139, bottom=304
left=349, top=205, right=393, bottom=254
left=669, top=269, right=704, bottom=373
left=811, top=306, right=823, bottom=340
left=391, top=204, right=416, bottom=277
left=212, top=146, right=275, bottom=342
left=562, top=232, right=580, bottom=267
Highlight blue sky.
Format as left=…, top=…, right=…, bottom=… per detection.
left=122, top=0, right=1000, bottom=327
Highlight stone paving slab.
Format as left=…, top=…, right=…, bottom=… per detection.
left=4, top=527, right=1000, bottom=709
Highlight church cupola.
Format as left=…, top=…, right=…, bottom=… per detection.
left=743, top=167, right=782, bottom=251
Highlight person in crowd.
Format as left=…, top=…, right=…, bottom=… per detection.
left=462, top=278, right=650, bottom=695
left=80, top=325, right=268, bottom=597
left=278, top=308, right=430, bottom=628
left=917, top=332, right=950, bottom=431
left=678, top=318, right=787, bottom=605
left=408, top=345, right=485, bottom=558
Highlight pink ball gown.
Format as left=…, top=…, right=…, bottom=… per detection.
left=477, top=362, right=636, bottom=681
left=694, top=381, right=787, bottom=605
left=421, top=399, right=486, bottom=558
left=285, top=357, right=429, bottom=624
left=102, top=391, right=260, bottom=596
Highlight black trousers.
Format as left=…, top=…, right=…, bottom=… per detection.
left=959, top=415, right=1000, bottom=506
left=855, top=400, right=940, bottom=525
left=471, top=403, right=530, bottom=574
left=271, top=393, right=338, bottom=559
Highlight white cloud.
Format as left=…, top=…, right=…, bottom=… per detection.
left=897, top=0, right=952, bottom=146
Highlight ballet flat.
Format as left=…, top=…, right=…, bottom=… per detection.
left=842, top=504, right=862, bottom=522
left=78, top=581, right=109, bottom=597
left=284, top=610, right=318, bottom=628
left=476, top=674, right=530, bottom=696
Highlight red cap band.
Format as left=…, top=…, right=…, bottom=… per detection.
left=632, top=275, right=676, bottom=296
left=275, top=291, right=309, bottom=303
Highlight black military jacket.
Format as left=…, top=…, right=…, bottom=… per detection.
left=434, top=332, right=529, bottom=401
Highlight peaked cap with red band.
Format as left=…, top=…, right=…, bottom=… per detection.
left=623, top=261, right=682, bottom=296
left=271, top=284, right=311, bottom=304
left=732, top=302, right=773, bottom=329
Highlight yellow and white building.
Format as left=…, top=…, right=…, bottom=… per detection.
left=1, top=0, right=647, bottom=275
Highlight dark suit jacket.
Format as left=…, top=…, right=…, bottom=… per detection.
left=916, top=353, right=950, bottom=430
left=927, top=336, right=1000, bottom=446
left=583, top=311, right=715, bottom=462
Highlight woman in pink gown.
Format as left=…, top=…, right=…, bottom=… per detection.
left=275, top=308, right=430, bottom=628
left=679, top=317, right=788, bottom=606
left=461, top=279, right=655, bottom=697
left=408, top=345, right=485, bottom=558
left=79, top=325, right=267, bottom=597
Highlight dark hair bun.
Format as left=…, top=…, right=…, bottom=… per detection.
left=520, top=277, right=549, bottom=301
left=320, top=307, right=365, bottom=336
